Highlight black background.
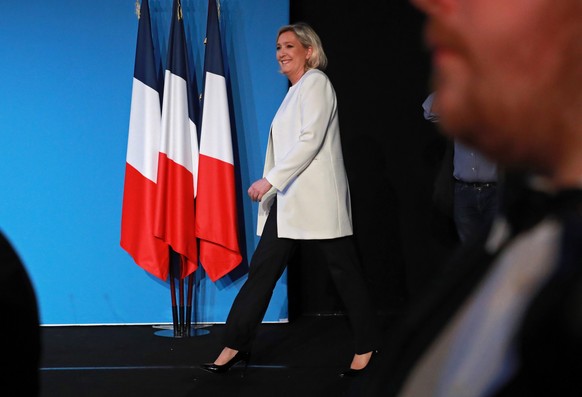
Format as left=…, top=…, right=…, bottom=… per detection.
left=287, top=1, right=459, bottom=318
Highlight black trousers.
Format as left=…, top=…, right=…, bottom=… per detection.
left=222, top=200, right=381, bottom=354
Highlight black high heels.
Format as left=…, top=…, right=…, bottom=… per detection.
left=339, top=350, right=380, bottom=378
left=200, top=351, right=251, bottom=375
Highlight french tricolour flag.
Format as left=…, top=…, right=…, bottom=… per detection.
left=120, top=0, right=170, bottom=280
left=195, top=0, right=242, bottom=282
left=154, top=0, right=199, bottom=279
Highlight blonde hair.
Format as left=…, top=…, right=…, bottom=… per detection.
left=277, top=22, right=328, bottom=71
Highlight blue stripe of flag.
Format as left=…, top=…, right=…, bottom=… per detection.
left=166, top=0, right=189, bottom=82
left=203, top=0, right=225, bottom=77
left=166, top=0, right=199, bottom=125
left=133, top=0, right=160, bottom=93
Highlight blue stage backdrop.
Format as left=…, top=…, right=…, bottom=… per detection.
left=0, top=0, right=289, bottom=325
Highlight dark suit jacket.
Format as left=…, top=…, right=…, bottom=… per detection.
left=351, top=179, right=582, bottom=396
left=432, top=138, right=455, bottom=218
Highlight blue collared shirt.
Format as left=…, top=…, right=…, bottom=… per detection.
left=453, top=141, right=497, bottom=183
left=422, top=92, right=440, bottom=123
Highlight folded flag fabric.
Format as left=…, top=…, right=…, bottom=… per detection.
left=195, top=0, right=242, bottom=282
left=121, top=0, right=170, bottom=280
left=154, top=0, right=199, bottom=279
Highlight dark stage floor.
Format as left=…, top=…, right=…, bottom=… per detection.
left=39, top=314, right=399, bottom=397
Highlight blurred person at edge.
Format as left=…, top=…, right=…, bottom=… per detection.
left=0, top=230, right=41, bottom=396
left=351, top=0, right=582, bottom=396
left=423, top=91, right=499, bottom=243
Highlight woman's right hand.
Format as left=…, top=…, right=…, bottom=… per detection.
left=248, top=178, right=273, bottom=202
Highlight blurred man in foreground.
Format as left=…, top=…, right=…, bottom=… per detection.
left=352, top=0, right=582, bottom=395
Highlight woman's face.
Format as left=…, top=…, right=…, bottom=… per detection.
left=276, top=31, right=312, bottom=85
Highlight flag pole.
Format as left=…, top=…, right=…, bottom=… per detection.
left=152, top=0, right=201, bottom=338
left=155, top=250, right=208, bottom=338
left=178, top=256, right=186, bottom=336
left=185, top=273, right=194, bottom=335
left=184, top=240, right=209, bottom=336
left=169, top=250, right=179, bottom=337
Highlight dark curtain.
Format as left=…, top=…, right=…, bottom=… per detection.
left=287, top=1, right=459, bottom=320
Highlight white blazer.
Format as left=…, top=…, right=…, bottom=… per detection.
left=257, top=69, right=353, bottom=239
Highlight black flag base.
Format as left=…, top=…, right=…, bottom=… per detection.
left=152, top=324, right=210, bottom=338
